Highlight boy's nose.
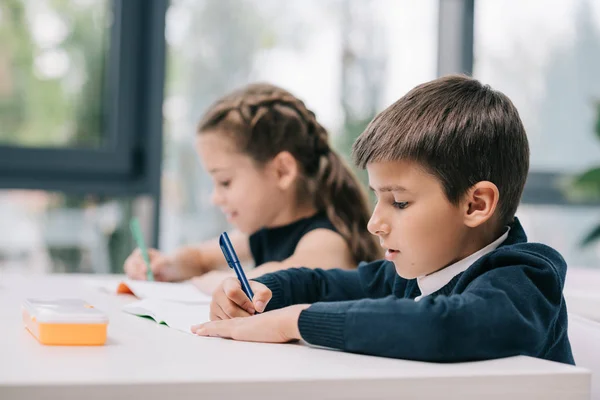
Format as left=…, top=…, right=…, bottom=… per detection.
left=367, top=207, right=390, bottom=236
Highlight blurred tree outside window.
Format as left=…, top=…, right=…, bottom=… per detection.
left=0, top=0, right=109, bottom=147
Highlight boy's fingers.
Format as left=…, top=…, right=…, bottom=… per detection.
left=223, top=278, right=255, bottom=314
left=209, top=301, right=220, bottom=321
left=210, top=300, right=229, bottom=320
left=221, top=298, right=251, bottom=319
left=193, top=320, right=232, bottom=338
left=250, top=282, right=272, bottom=313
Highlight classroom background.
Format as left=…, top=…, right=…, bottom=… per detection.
left=1, top=0, right=600, bottom=277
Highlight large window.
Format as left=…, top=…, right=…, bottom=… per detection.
left=3, top=0, right=597, bottom=273
left=160, top=0, right=439, bottom=252
left=474, top=0, right=600, bottom=267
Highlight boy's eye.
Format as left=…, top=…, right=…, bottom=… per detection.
left=218, top=180, right=231, bottom=188
left=392, top=201, right=409, bottom=209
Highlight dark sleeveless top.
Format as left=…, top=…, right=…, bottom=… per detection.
left=249, top=211, right=337, bottom=266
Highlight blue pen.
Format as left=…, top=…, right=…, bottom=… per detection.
left=219, top=232, right=254, bottom=300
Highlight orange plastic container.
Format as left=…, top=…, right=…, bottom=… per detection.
left=22, top=299, right=108, bottom=346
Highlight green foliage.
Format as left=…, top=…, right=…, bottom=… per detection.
left=572, top=103, right=600, bottom=246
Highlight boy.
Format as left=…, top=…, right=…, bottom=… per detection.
left=192, top=75, right=574, bottom=365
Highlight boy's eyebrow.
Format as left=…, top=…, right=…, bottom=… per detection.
left=369, top=185, right=409, bottom=193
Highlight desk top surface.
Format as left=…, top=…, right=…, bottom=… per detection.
left=0, top=273, right=590, bottom=399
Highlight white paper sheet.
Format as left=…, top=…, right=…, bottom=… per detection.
left=85, top=278, right=212, bottom=303
left=122, top=298, right=211, bottom=334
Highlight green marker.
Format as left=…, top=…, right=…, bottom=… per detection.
left=129, top=217, right=154, bottom=281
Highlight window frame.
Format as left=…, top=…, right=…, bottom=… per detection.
left=0, top=0, right=166, bottom=199
left=0, top=0, right=167, bottom=245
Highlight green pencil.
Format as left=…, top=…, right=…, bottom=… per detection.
left=129, top=217, right=154, bottom=281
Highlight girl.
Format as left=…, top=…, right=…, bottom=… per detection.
left=124, top=83, right=381, bottom=293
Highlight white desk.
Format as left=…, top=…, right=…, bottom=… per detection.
left=566, top=267, right=600, bottom=322
left=0, top=273, right=591, bottom=400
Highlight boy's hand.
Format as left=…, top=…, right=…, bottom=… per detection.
left=210, top=277, right=272, bottom=319
left=192, top=305, right=309, bottom=343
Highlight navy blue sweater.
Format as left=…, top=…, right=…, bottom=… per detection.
left=255, top=218, right=574, bottom=364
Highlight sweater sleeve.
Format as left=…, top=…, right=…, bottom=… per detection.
left=254, top=260, right=395, bottom=311
left=298, top=258, right=564, bottom=362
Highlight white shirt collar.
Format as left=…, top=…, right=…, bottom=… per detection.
left=414, top=228, right=510, bottom=302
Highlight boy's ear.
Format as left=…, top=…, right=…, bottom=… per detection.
left=269, top=151, right=299, bottom=190
left=462, top=181, right=499, bottom=228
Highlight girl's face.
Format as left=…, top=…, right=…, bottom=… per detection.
left=195, top=132, right=289, bottom=234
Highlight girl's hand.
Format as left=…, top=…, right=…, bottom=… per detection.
left=125, top=246, right=216, bottom=282
left=124, top=248, right=180, bottom=281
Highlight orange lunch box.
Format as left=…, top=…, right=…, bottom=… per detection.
left=22, top=298, right=109, bottom=346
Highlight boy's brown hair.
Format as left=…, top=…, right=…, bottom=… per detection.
left=352, top=75, right=529, bottom=227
